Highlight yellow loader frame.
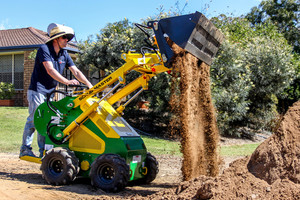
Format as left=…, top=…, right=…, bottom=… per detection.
left=62, top=51, right=170, bottom=140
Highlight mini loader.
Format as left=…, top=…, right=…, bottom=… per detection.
left=20, top=12, right=223, bottom=192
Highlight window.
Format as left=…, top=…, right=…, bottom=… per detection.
left=14, top=54, right=24, bottom=90
left=0, top=54, right=24, bottom=90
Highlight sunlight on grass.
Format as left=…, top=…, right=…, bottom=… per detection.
left=220, top=143, right=260, bottom=156
left=142, top=136, right=182, bottom=156
left=0, top=107, right=39, bottom=154
left=142, top=135, right=260, bottom=157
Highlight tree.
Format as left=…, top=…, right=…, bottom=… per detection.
left=246, top=0, right=300, bottom=53
left=244, top=34, right=295, bottom=128
left=211, top=15, right=295, bottom=136
left=76, top=19, right=139, bottom=74
left=246, top=0, right=300, bottom=112
left=211, top=40, right=252, bottom=136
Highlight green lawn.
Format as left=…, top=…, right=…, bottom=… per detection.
left=0, top=107, right=259, bottom=156
left=0, top=107, right=39, bottom=153
left=142, top=136, right=260, bottom=156
left=220, top=143, right=260, bottom=156
left=142, top=136, right=182, bottom=155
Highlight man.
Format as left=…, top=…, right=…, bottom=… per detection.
left=20, top=23, right=93, bottom=158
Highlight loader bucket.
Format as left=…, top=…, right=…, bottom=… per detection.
left=147, top=11, right=224, bottom=66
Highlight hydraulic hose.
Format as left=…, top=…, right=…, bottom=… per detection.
left=46, top=90, right=68, bottom=117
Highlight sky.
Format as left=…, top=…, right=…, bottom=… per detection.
left=0, top=0, right=262, bottom=41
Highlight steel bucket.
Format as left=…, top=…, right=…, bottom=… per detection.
left=148, top=11, right=224, bottom=66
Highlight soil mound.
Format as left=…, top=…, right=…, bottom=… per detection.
left=247, top=101, right=300, bottom=184
left=169, top=43, right=219, bottom=181
left=146, top=157, right=300, bottom=199
left=145, top=101, right=300, bottom=199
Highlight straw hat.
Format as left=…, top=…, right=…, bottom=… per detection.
left=46, top=23, right=74, bottom=43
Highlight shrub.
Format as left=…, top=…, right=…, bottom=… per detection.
left=211, top=40, right=252, bottom=136
left=0, top=82, right=15, bottom=100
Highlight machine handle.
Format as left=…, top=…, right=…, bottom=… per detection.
left=68, top=84, right=89, bottom=89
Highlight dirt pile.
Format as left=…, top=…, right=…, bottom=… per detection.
left=146, top=101, right=300, bottom=199
left=169, top=43, right=219, bottom=180
left=247, top=101, right=300, bottom=184
left=146, top=157, right=300, bottom=200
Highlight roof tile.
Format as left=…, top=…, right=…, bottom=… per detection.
left=0, top=27, right=77, bottom=49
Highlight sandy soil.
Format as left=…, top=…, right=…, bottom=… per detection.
left=0, top=152, right=240, bottom=200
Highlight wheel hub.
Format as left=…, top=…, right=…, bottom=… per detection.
left=49, top=159, right=64, bottom=175
left=99, top=164, right=115, bottom=183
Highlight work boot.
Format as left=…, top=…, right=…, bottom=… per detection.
left=19, top=147, right=36, bottom=158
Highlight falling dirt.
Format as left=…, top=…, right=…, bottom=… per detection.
left=169, top=43, right=220, bottom=181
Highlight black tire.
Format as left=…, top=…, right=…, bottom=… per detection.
left=141, top=153, right=159, bottom=184
left=90, top=154, right=129, bottom=192
left=41, top=147, right=79, bottom=186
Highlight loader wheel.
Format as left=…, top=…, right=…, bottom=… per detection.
left=141, top=153, right=159, bottom=184
left=90, top=154, right=129, bottom=192
left=41, top=147, right=79, bottom=186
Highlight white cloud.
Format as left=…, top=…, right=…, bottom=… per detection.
left=0, top=19, right=9, bottom=30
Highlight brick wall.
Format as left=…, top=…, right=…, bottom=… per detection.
left=23, top=50, right=35, bottom=107
left=12, top=90, right=24, bottom=106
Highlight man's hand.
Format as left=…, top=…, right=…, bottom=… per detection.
left=69, top=66, right=93, bottom=89
left=67, top=79, right=80, bottom=86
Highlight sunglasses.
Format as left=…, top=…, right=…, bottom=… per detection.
left=61, top=35, right=69, bottom=40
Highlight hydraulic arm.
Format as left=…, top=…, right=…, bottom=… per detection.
left=61, top=51, right=170, bottom=140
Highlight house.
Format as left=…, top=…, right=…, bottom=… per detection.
left=0, top=27, right=80, bottom=106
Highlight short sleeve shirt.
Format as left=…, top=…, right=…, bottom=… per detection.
left=29, top=43, right=75, bottom=95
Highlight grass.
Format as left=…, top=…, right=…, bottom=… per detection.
left=0, top=107, right=260, bottom=157
left=220, top=143, right=260, bottom=156
left=142, top=136, right=260, bottom=156
left=0, top=107, right=39, bottom=153
left=142, top=136, right=182, bottom=156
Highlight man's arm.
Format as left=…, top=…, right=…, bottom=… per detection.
left=43, top=61, right=79, bottom=86
left=69, top=66, right=93, bottom=89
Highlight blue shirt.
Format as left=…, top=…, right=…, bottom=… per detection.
left=29, top=43, right=75, bottom=95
